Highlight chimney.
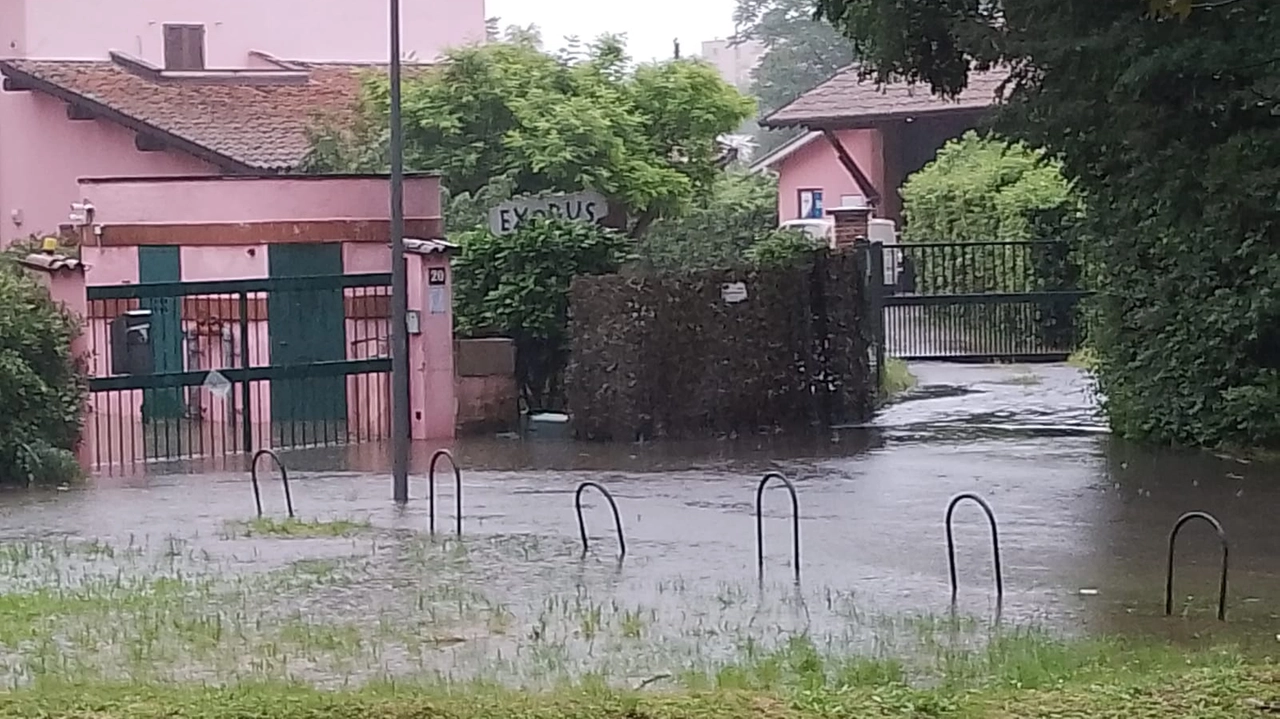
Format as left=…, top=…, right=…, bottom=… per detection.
left=828, top=204, right=872, bottom=251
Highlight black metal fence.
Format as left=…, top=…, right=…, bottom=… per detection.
left=871, top=240, right=1090, bottom=361
left=84, top=274, right=393, bottom=472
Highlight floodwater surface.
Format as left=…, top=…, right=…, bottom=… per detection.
left=1, top=362, right=1277, bottom=687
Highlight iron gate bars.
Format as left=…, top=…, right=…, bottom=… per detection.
left=250, top=449, right=294, bottom=519
left=427, top=449, right=463, bottom=536
left=1165, top=511, right=1229, bottom=621
left=756, top=472, right=801, bottom=582
left=575, top=482, right=626, bottom=559
left=945, top=493, right=1003, bottom=606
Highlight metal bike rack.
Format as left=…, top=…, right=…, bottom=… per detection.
left=250, top=449, right=294, bottom=519
left=427, top=449, right=463, bottom=536
left=15, top=441, right=39, bottom=488
left=945, top=493, right=1003, bottom=606
left=575, top=482, right=626, bottom=559
left=1165, top=511, right=1229, bottom=621
left=756, top=472, right=801, bottom=582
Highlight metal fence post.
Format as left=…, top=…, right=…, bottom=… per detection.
left=238, top=291, right=253, bottom=459
left=857, top=239, right=887, bottom=395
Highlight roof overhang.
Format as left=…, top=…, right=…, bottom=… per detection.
left=0, top=60, right=260, bottom=174
left=761, top=105, right=991, bottom=131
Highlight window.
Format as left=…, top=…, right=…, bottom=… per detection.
left=798, top=189, right=824, bottom=219
left=163, top=24, right=206, bottom=71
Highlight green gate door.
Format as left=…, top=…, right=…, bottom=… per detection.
left=138, top=246, right=184, bottom=422
left=268, top=244, right=349, bottom=445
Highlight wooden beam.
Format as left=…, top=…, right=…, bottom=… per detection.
left=821, top=129, right=882, bottom=206
left=66, top=103, right=95, bottom=121
left=135, top=133, right=167, bottom=152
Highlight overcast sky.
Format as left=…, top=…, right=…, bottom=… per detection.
left=485, top=0, right=739, bottom=62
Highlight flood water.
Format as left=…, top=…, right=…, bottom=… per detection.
left=2, top=362, right=1278, bottom=686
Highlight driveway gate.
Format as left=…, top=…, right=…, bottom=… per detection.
left=84, top=273, right=393, bottom=471
left=868, top=240, right=1091, bottom=362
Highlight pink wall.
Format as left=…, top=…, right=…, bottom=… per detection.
left=0, top=0, right=24, bottom=57
left=0, top=91, right=215, bottom=245
left=80, top=175, right=441, bottom=225
left=15, top=0, right=486, bottom=64
left=776, top=128, right=885, bottom=222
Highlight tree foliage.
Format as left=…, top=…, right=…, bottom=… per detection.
left=815, top=0, right=1280, bottom=447
left=452, top=219, right=632, bottom=410
left=638, top=172, right=812, bottom=270
left=305, top=39, right=755, bottom=234
left=902, top=132, right=1077, bottom=247
left=734, top=0, right=856, bottom=115
left=0, top=261, right=86, bottom=485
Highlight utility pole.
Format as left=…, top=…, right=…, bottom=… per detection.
left=389, top=0, right=410, bottom=504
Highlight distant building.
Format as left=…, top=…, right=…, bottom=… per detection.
left=0, top=0, right=487, bottom=245
left=699, top=38, right=764, bottom=91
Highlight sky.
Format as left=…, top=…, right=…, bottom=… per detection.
left=485, top=0, right=739, bottom=62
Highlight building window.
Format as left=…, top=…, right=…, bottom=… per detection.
left=163, top=24, right=206, bottom=71
left=798, top=189, right=824, bottom=219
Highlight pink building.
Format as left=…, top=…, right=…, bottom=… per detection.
left=0, top=0, right=486, bottom=244
left=753, top=67, right=1004, bottom=225
left=67, top=174, right=454, bottom=471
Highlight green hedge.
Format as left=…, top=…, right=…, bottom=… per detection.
left=0, top=260, right=86, bottom=485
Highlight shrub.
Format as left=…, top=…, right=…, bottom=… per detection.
left=900, top=133, right=1084, bottom=348
left=452, top=218, right=632, bottom=411
left=0, top=261, right=86, bottom=485
left=639, top=172, right=783, bottom=271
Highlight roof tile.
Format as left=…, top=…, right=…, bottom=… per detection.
left=764, top=67, right=1007, bottom=128
left=0, top=58, right=394, bottom=171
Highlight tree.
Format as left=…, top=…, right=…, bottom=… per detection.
left=305, top=38, right=755, bottom=237
left=638, top=171, right=788, bottom=271
left=0, top=260, right=86, bottom=485
left=815, top=0, right=1280, bottom=448
left=735, top=0, right=856, bottom=116
left=452, top=219, right=632, bottom=410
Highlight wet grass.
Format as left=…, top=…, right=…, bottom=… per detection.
left=0, top=531, right=1265, bottom=718
left=881, top=358, right=918, bottom=397
left=222, top=517, right=372, bottom=539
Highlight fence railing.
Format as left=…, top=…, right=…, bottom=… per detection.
left=85, top=274, right=393, bottom=471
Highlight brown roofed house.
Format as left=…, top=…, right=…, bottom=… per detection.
left=752, top=66, right=1006, bottom=225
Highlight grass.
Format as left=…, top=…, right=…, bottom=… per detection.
left=0, top=532, right=1269, bottom=718
left=881, top=358, right=918, bottom=398
left=222, top=517, right=372, bottom=538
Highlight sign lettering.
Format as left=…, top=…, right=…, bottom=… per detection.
left=489, top=192, right=610, bottom=235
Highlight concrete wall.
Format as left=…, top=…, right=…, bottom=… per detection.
left=0, top=90, right=216, bottom=245
left=775, top=128, right=884, bottom=222
left=455, top=338, right=518, bottom=434
left=0, top=0, right=25, bottom=57
left=80, top=175, right=441, bottom=226
left=8, top=0, right=486, bottom=64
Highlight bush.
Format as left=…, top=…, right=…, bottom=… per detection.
left=0, top=261, right=86, bottom=485
left=639, top=172, right=784, bottom=271
left=452, top=218, right=632, bottom=411
left=900, top=133, right=1084, bottom=348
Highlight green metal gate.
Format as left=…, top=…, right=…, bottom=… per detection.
left=85, top=272, right=393, bottom=472
left=868, top=240, right=1090, bottom=362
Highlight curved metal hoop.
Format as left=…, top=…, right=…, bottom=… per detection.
left=428, top=449, right=463, bottom=536
left=575, top=482, right=626, bottom=559
left=15, top=441, right=39, bottom=488
left=756, top=472, right=801, bottom=582
left=1165, top=511, right=1229, bottom=621
left=250, top=449, right=294, bottom=518
left=945, top=493, right=1003, bottom=605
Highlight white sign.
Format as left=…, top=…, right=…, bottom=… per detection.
left=489, top=191, right=609, bottom=235
left=202, top=370, right=232, bottom=399
left=721, top=282, right=748, bottom=304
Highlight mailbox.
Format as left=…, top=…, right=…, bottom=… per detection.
left=109, top=309, right=154, bottom=375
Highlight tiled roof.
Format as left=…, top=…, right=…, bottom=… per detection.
left=0, top=57, right=396, bottom=171
left=763, top=67, right=1007, bottom=128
